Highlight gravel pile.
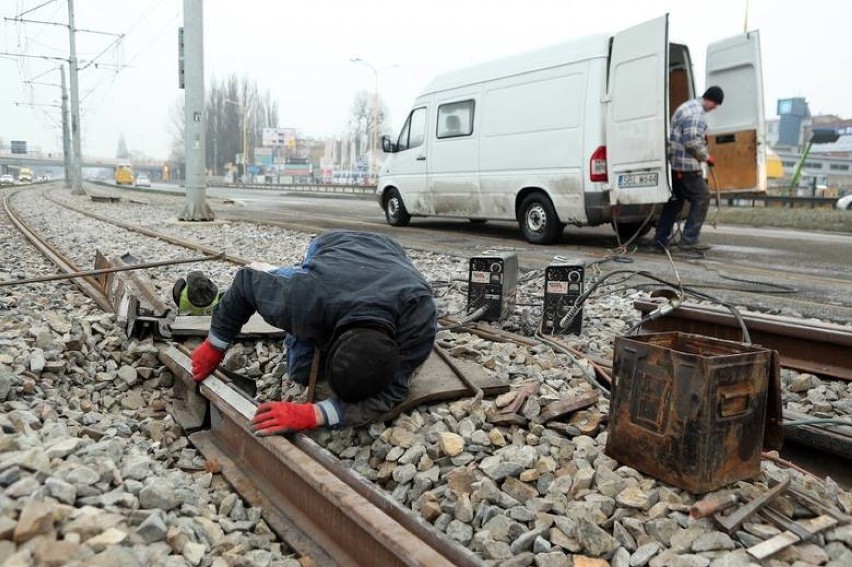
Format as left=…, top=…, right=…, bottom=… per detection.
left=2, top=185, right=850, bottom=566
left=0, top=192, right=300, bottom=566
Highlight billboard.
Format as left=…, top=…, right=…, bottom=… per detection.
left=11, top=140, right=26, bottom=154
left=255, top=147, right=274, bottom=166
left=262, top=128, right=297, bottom=148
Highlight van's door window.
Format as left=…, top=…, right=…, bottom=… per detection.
left=397, top=107, right=427, bottom=151
left=408, top=108, right=427, bottom=148
left=397, top=116, right=412, bottom=151
left=437, top=100, right=475, bottom=139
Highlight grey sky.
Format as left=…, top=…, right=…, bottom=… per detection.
left=2, top=0, right=850, bottom=160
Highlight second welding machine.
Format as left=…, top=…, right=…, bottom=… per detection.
left=542, top=260, right=585, bottom=335
left=467, top=252, right=518, bottom=322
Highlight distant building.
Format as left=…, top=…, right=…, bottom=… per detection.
left=769, top=98, right=852, bottom=192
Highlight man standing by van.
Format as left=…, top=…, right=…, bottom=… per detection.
left=653, top=86, right=724, bottom=251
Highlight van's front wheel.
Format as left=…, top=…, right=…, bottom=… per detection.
left=519, top=194, right=563, bottom=244
left=384, top=188, right=411, bottom=226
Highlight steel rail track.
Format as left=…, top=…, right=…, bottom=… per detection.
left=2, top=188, right=114, bottom=311
left=6, top=186, right=479, bottom=566
left=78, top=183, right=852, bottom=314
left=633, top=299, right=852, bottom=382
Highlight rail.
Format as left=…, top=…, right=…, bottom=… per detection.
left=87, top=179, right=377, bottom=198
left=162, top=346, right=472, bottom=566
left=216, top=181, right=377, bottom=197
left=633, top=299, right=852, bottom=381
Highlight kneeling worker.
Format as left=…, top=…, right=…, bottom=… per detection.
left=190, top=231, right=437, bottom=435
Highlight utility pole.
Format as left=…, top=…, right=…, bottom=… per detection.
left=67, top=0, right=84, bottom=195
left=179, top=0, right=213, bottom=220
left=60, top=65, right=71, bottom=190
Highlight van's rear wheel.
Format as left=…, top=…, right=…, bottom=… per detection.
left=384, top=188, right=411, bottom=226
left=519, top=193, right=563, bottom=244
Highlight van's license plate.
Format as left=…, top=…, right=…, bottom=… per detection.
left=617, top=172, right=659, bottom=188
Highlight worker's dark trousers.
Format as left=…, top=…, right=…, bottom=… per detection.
left=284, top=334, right=324, bottom=385
left=654, top=170, right=710, bottom=247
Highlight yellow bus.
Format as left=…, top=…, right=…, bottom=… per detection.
left=115, top=164, right=134, bottom=185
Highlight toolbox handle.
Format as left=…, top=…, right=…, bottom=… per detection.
left=718, top=389, right=751, bottom=417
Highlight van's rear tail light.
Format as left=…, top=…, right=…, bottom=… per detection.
left=590, top=145, right=608, bottom=182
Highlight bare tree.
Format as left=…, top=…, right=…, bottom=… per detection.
left=169, top=77, right=279, bottom=177
left=205, top=75, right=279, bottom=175
left=347, top=90, right=389, bottom=160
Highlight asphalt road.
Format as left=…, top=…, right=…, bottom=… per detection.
left=201, top=188, right=851, bottom=322
left=122, top=182, right=851, bottom=322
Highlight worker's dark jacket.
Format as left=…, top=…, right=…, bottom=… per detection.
left=208, top=231, right=437, bottom=427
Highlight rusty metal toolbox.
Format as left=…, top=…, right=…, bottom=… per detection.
left=605, top=332, right=779, bottom=494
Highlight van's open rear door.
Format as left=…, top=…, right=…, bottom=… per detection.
left=705, top=31, right=766, bottom=194
left=606, top=15, right=670, bottom=205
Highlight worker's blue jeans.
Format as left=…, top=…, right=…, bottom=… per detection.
left=270, top=237, right=323, bottom=385
left=283, top=334, right=321, bottom=385
left=654, top=171, right=710, bottom=247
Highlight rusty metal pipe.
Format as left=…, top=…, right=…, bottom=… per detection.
left=432, top=344, right=484, bottom=409
left=0, top=252, right=225, bottom=287
left=690, top=494, right=740, bottom=519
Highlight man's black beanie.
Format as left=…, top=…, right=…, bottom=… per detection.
left=328, top=328, right=399, bottom=403
left=703, top=86, right=724, bottom=105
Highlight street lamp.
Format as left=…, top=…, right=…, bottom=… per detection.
left=350, top=57, right=379, bottom=183
left=225, top=98, right=248, bottom=183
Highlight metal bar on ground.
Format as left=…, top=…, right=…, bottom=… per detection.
left=433, top=344, right=484, bottom=408
left=714, top=476, right=791, bottom=534
left=0, top=251, right=222, bottom=287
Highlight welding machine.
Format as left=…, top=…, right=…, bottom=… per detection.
left=542, top=260, right=585, bottom=335
left=467, top=252, right=518, bottom=322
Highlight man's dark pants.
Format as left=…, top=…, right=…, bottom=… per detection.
left=654, top=170, right=710, bottom=247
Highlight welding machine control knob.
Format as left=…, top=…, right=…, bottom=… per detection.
left=490, top=262, right=502, bottom=273
left=568, top=270, right=581, bottom=282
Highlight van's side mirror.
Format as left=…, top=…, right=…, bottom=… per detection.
left=382, top=135, right=395, bottom=154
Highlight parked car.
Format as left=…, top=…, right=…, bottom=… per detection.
left=836, top=194, right=852, bottom=210
left=0, top=174, right=15, bottom=186
left=135, top=174, right=151, bottom=187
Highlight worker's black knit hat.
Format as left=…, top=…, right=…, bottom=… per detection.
left=327, top=327, right=399, bottom=403
left=185, top=271, right=218, bottom=307
left=703, top=86, right=724, bottom=105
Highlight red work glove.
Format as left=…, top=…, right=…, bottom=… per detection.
left=706, top=155, right=716, bottom=167
left=252, top=401, right=319, bottom=436
left=191, top=339, right=225, bottom=382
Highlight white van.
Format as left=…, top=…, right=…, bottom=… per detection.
left=377, top=15, right=765, bottom=244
